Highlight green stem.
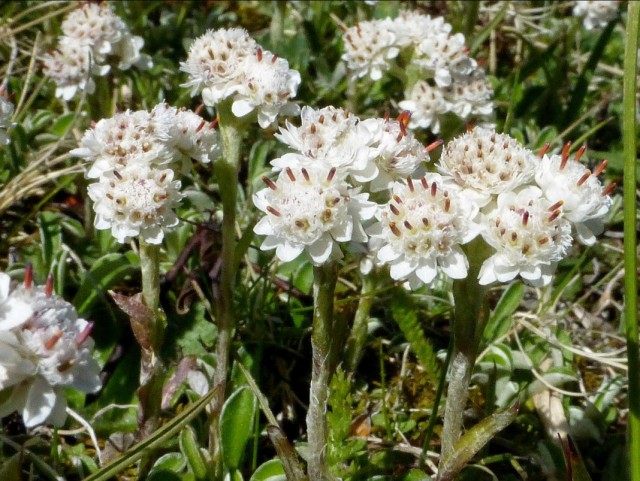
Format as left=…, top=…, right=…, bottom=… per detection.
left=345, top=272, right=376, bottom=371
left=438, top=238, right=491, bottom=468
left=306, top=262, right=339, bottom=481
left=139, top=240, right=163, bottom=352
left=210, top=100, right=243, bottom=472
left=623, top=5, right=640, bottom=481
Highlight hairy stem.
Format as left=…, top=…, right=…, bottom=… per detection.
left=306, top=262, right=338, bottom=481
left=623, top=4, right=640, bottom=481
left=210, top=100, right=242, bottom=472
left=345, top=272, right=376, bottom=372
left=439, top=238, right=490, bottom=468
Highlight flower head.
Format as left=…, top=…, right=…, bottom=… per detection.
left=443, top=70, right=494, bottom=119
left=253, top=165, right=376, bottom=265
left=369, top=174, right=480, bottom=288
left=392, top=12, right=449, bottom=48
left=231, top=49, right=301, bottom=128
left=181, top=28, right=258, bottom=105
left=359, top=115, right=430, bottom=191
left=414, top=31, right=476, bottom=87
left=72, top=110, right=172, bottom=178
left=478, top=186, right=573, bottom=286
left=88, top=166, right=181, bottom=244
left=273, top=106, right=375, bottom=178
left=438, top=127, right=536, bottom=205
left=573, top=1, right=618, bottom=30
left=342, top=19, right=400, bottom=81
left=535, top=147, right=612, bottom=245
left=398, top=81, right=449, bottom=133
left=0, top=271, right=101, bottom=428
left=0, top=95, right=13, bottom=145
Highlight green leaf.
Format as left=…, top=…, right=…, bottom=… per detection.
left=179, top=426, right=208, bottom=481
left=84, top=385, right=220, bottom=481
left=73, top=251, right=140, bottom=315
left=250, top=459, right=287, bottom=481
left=149, top=452, right=186, bottom=476
left=0, top=453, right=21, bottom=481
left=221, top=386, right=258, bottom=470
left=38, top=211, right=62, bottom=274
left=49, top=112, right=76, bottom=137
left=483, top=282, right=524, bottom=344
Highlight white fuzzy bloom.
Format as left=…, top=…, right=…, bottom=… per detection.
left=438, top=127, right=537, bottom=205
left=478, top=186, right=573, bottom=287
left=392, top=12, right=449, bottom=48
left=181, top=28, right=258, bottom=105
left=231, top=49, right=301, bottom=128
left=42, top=39, right=106, bottom=101
left=150, top=103, right=221, bottom=165
left=88, top=166, right=181, bottom=244
left=342, top=19, right=400, bottom=81
left=369, top=174, right=480, bottom=288
left=253, top=164, right=376, bottom=265
left=71, top=110, right=172, bottom=179
left=0, top=96, right=13, bottom=145
left=535, top=153, right=611, bottom=245
left=414, top=31, right=476, bottom=87
left=573, top=1, right=618, bottom=30
left=443, top=70, right=494, bottom=119
left=359, top=116, right=430, bottom=191
left=273, top=106, right=376, bottom=179
left=0, top=277, right=101, bottom=428
left=398, top=81, right=449, bottom=133
left=0, top=273, right=33, bottom=331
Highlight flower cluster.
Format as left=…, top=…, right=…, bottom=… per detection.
left=0, top=94, right=13, bottom=145
left=73, top=104, right=220, bottom=243
left=343, top=11, right=494, bottom=134
left=0, top=270, right=101, bottom=428
left=42, top=3, right=151, bottom=100
left=181, top=28, right=300, bottom=127
left=573, top=1, right=619, bottom=30
left=255, top=107, right=437, bottom=265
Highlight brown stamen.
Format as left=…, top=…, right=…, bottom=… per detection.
left=422, top=217, right=429, bottom=227
left=75, top=322, right=94, bottom=346
left=389, top=222, right=401, bottom=237
left=576, top=170, right=591, bottom=186
left=575, top=144, right=587, bottom=162
left=426, top=139, right=443, bottom=153
left=285, top=167, right=296, bottom=182
left=44, top=330, right=63, bottom=350
left=430, top=182, right=437, bottom=197
left=262, top=176, right=277, bottom=190
left=602, top=182, right=617, bottom=196
left=548, top=210, right=561, bottom=222
left=24, top=264, right=33, bottom=289
left=593, top=159, right=608, bottom=176
left=113, top=170, right=123, bottom=180
left=421, top=177, right=429, bottom=189
left=266, top=206, right=281, bottom=216
left=390, top=204, right=400, bottom=215
left=45, top=274, right=54, bottom=297
left=537, top=143, right=551, bottom=157
left=403, top=220, right=413, bottom=230
left=301, top=168, right=310, bottom=181
left=257, top=48, right=263, bottom=61
left=327, top=167, right=336, bottom=181
left=406, top=177, right=414, bottom=192
left=548, top=200, right=564, bottom=212
left=444, top=198, right=451, bottom=212
left=560, top=141, right=572, bottom=169
left=196, top=120, right=206, bottom=132
left=522, top=211, right=529, bottom=226
left=393, top=194, right=403, bottom=204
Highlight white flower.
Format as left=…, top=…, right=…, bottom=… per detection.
left=392, top=12, right=448, bottom=48
left=42, top=39, right=107, bottom=101
left=438, top=127, right=537, bottom=205
left=342, top=19, right=400, bottom=81
left=359, top=115, right=430, bottom=191
left=180, top=28, right=258, bottom=106
left=369, top=174, right=480, bottom=288
left=150, top=103, right=221, bottom=165
left=71, top=110, right=172, bottom=179
left=0, top=273, right=32, bottom=331
left=398, top=81, right=449, bottom=133
left=535, top=150, right=612, bottom=245
left=0, top=95, right=13, bottom=145
left=253, top=164, right=376, bottom=265
left=88, top=166, right=181, bottom=244
left=443, top=70, right=494, bottom=119
left=414, top=31, right=476, bottom=87
left=231, top=49, right=301, bottom=128
left=112, top=33, right=152, bottom=70
left=273, top=106, right=376, bottom=179
left=0, top=273, right=101, bottom=428
left=478, top=186, right=573, bottom=287
left=573, top=1, right=618, bottom=30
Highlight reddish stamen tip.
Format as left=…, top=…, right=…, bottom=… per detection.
left=560, top=141, right=572, bottom=169
left=257, top=48, right=263, bottom=61
left=24, top=264, right=33, bottom=289
left=285, top=167, right=296, bottom=182
left=389, top=222, right=401, bottom=237
left=393, top=194, right=403, bottom=204
left=209, top=118, right=219, bottom=129
left=444, top=197, right=451, bottom=212
left=548, top=200, right=564, bottom=212
left=390, top=204, right=400, bottom=215
left=75, top=322, right=94, bottom=346
left=262, top=176, right=277, bottom=190
left=266, top=206, right=281, bottom=217
left=522, top=211, right=529, bottom=226
left=430, top=182, right=437, bottom=197
left=548, top=210, right=561, bottom=222
left=194, top=103, right=205, bottom=115
left=196, top=120, right=206, bottom=132
left=426, top=139, right=443, bottom=153
left=537, top=143, right=551, bottom=158
left=301, top=167, right=310, bottom=181
left=576, top=170, right=591, bottom=186
left=421, top=177, right=429, bottom=189
left=593, top=159, right=608, bottom=177
left=113, top=170, right=123, bottom=180
left=44, top=330, right=63, bottom=350
left=575, top=144, right=587, bottom=162
left=602, top=182, right=617, bottom=196
left=45, top=274, right=54, bottom=297
left=397, top=111, right=411, bottom=136
left=403, top=220, right=413, bottom=230
left=406, top=177, right=414, bottom=192
left=327, top=167, right=336, bottom=182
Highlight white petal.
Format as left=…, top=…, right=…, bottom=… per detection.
left=331, top=218, right=353, bottom=242
left=574, top=222, right=596, bottom=246
left=0, top=298, right=33, bottom=330
left=415, top=262, right=437, bottom=284
left=231, top=99, right=255, bottom=118
left=260, top=235, right=280, bottom=251
left=0, top=383, right=28, bottom=419
left=23, top=377, right=56, bottom=427
left=390, top=260, right=416, bottom=280
left=378, top=244, right=401, bottom=263
left=478, top=257, right=498, bottom=285
left=308, top=236, right=334, bottom=265
left=440, top=248, right=469, bottom=279
left=0, top=273, right=9, bottom=301
left=276, top=242, right=304, bottom=262
left=253, top=216, right=273, bottom=236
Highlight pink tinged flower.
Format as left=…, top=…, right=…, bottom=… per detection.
left=369, top=173, right=480, bottom=289
left=478, top=186, right=573, bottom=287
left=253, top=165, right=376, bottom=265
left=535, top=145, right=612, bottom=246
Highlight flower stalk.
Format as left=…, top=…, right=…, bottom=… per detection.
left=306, top=261, right=339, bottom=481
left=210, top=99, right=242, bottom=470
left=623, top=4, right=640, bottom=481
left=345, top=271, right=376, bottom=372
left=139, top=239, right=164, bottom=354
